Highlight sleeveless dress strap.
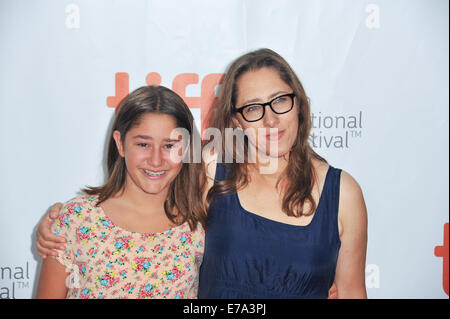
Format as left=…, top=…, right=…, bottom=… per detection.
left=320, top=165, right=342, bottom=244
left=324, top=166, right=342, bottom=218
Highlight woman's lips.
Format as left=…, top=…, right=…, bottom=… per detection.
left=266, top=129, right=285, bottom=141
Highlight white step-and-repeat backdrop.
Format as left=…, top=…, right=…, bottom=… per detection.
left=0, top=0, right=448, bottom=299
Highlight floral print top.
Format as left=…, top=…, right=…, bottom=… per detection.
left=52, top=194, right=205, bottom=299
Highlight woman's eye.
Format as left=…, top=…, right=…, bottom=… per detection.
left=246, top=105, right=260, bottom=113
left=273, top=96, right=287, bottom=104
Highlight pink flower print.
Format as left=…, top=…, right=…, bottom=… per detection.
left=94, top=259, right=104, bottom=267
left=88, top=248, right=98, bottom=258
left=133, top=257, right=152, bottom=273
left=173, top=289, right=186, bottom=299
left=153, top=243, right=164, bottom=254
left=99, top=231, right=109, bottom=242
left=114, top=256, right=128, bottom=266
left=99, top=217, right=114, bottom=230
left=113, top=236, right=133, bottom=253
left=74, top=261, right=87, bottom=278
left=165, top=265, right=184, bottom=282
left=66, top=202, right=84, bottom=218
left=56, top=213, right=70, bottom=229
left=76, top=226, right=91, bottom=243
left=136, top=245, right=146, bottom=254
left=161, top=254, right=171, bottom=263
left=150, top=271, right=158, bottom=279
left=98, top=272, right=120, bottom=288
left=180, top=232, right=193, bottom=245
left=139, top=284, right=155, bottom=299
left=162, top=287, right=170, bottom=296
left=80, top=287, right=92, bottom=299
left=123, top=282, right=135, bottom=295
left=140, top=233, right=155, bottom=242
left=103, top=248, right=112, bottom=259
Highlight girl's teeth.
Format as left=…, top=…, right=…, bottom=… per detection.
left=144, top=169, right=167, bottom=176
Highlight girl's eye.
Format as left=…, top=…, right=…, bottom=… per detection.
left=164, top=144, right=175, bottom=150
left=137, top=143, right=148, bottom=148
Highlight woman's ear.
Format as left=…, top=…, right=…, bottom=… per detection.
left=113, top=130, right=125, bottom=158
left=231, top=115, right=243, bottom=130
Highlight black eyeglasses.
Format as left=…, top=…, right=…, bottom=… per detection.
left=234, top=93, right=296, bottom=122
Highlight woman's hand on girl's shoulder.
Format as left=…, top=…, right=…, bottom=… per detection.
left=36, top=203, right=66, bottom=259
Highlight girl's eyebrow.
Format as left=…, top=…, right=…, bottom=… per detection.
left=133, top=135, right=152, bottom=140
left=164, top=138, right=182, bottom=142
left=133, top=135, right=181, bottom=142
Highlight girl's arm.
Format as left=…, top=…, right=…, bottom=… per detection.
left=334, top=170, right=368, bottom=298
left=35, top=257, right=69, bottom=298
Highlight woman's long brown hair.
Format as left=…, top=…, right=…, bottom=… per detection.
left=83, top=85, right=207, bottom=231
left=206, top=48, right=326, bottom=217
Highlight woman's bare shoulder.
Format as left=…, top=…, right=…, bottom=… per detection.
left=338, top=169, right=367, bottom=232
left=339, top=170, right=364, bottom=202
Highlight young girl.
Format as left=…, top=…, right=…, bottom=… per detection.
left=35, top=85, right=207, bottom=299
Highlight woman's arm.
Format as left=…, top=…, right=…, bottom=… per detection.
left=36, top=203, right=66, bottom=258
left=35, top=257, right=69, bottom=298
left=334, top=170, right=368, bottom=298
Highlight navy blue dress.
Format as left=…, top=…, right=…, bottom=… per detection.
left=198, top=163, right=342, bottom=299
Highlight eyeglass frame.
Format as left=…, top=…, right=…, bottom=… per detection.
left=233, top=93, right=296, bottom=122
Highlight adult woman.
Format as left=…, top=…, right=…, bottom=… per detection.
left=198, top=48, right=367, bottom=298
left=37, top=49, right=367, bottom=299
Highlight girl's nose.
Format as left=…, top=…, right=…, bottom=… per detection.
left=149, top=148, right=163, bottom=167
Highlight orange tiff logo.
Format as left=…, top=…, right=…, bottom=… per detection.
left=106, top=72, right=224, bottom=133
left=434, top=222, right=449, bottom=296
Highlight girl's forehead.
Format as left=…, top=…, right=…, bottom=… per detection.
left=136, top=113, right=177, bottom=128
left=127, top=113, right=182, bottom=138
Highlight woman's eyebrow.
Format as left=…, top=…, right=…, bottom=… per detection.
left=242, top=90, right=289, bottom=105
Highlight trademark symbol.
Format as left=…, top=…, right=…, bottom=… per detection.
left=16, top=281, right=29, bottom=289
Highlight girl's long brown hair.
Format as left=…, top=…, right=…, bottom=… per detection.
left=83, top=85, right=207, bottom=231
left=206, top=48, right=326, bottom=217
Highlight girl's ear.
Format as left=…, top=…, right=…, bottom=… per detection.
left=113, top=130, right=125, bottom=158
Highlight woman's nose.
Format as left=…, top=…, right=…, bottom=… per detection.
left=263, top=106, right=280, bottom=127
